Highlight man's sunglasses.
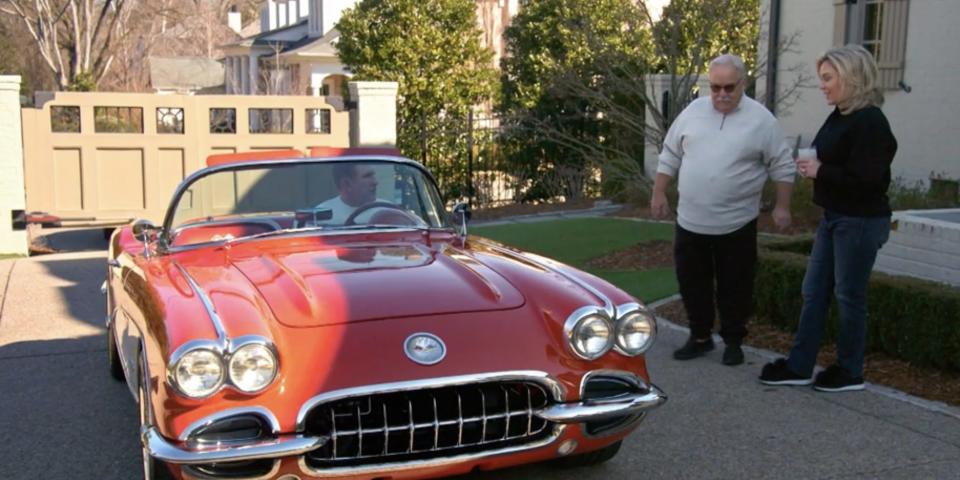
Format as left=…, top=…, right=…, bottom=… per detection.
left=710, top=83, right=739, bottom=93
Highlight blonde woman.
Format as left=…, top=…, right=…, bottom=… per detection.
left=760, top=44, right=897, bottom=392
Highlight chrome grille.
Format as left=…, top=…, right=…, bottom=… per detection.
left=302, top=380, right=554, bottom=467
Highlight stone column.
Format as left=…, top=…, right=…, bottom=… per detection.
left=643, top=73, right=709, bottom=178
left=249, top=54, right=259, bottom=95
left=348, top=81, right=398, bottom=147
left=0, top=76, right=27, bottom=255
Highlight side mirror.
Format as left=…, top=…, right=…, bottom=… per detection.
left=452, top=202, right=471, bottom=238
left=131, top=219, right=158, bottom=257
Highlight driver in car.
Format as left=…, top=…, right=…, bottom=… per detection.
left=315, top=163, right=380, bottom=224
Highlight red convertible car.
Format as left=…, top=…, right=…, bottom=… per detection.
left=105, top=149, right=666, bottom=479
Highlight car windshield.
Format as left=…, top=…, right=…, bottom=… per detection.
left=166, top=159, right=451, bottom=247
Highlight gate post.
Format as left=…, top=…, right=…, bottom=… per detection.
left=0, top=75, right=27, bottom=255
left=349, top=81, right=398, bottom=147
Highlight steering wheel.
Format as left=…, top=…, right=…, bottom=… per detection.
left=344, top=201, right=425, bottom=227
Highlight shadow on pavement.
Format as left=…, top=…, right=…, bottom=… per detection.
left=32, top=227, right=111, bottom=254
left=0, top=335, right=140, bottom=479
left=34, top=255, right=108, bottom=332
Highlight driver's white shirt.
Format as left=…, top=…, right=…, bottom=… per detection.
left=314, top=196, right=356, bottom=224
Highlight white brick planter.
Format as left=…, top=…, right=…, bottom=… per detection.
left=875, top=209, right=960, bottom=287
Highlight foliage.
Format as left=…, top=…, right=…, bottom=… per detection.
left=337, top=0, right=497, bottom=200
left=0, top=0, right=133, bottom=91
left=755, top=243, right=960, bottom=371
left=67, top=72, right=97, bottom=92
left=499, top=0, right=652, bottom=202
left=652, top=0, right=759, bottom=78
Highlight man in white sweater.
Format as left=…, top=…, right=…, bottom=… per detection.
left=651, top=54, right=795, bottom=366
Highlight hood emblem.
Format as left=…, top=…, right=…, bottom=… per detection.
left=404, top=333, right=446, bottom=365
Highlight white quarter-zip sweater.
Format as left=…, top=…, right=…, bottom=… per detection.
left=657, top=96, right=795, bottom=235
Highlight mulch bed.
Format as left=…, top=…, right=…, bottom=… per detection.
left=654, top=299, right=960, bottom=408
left=584, top=240, right=673, bottom=270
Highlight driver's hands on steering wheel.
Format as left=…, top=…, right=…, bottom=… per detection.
left=343, top=201, right=426, bottom=227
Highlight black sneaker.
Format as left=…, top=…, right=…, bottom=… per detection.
left=673, top=337, right=715, bottom=360
left=813, top=365, right=865, bottom=392
left=759, top=358, right=813, bottom=386
left=722, top=344, right=744, bottom=366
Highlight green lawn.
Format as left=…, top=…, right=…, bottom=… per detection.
left=472, top=218, right=678, bottom=302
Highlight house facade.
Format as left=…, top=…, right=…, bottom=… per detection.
left=757, top=0, right=960, bottom=187
left=220, top=0, right=521, bottom=100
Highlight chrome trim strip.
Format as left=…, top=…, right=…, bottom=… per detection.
left=486, top=244, right=616, bottom=318
left=536, top=384, right=667, bottom=423
left=296, top=425, right=567, bottom=478
left=178, top=406, right=281, bottom=443
left=295, top=371, right=566, bottom=431
left=145, top=427, right=326, bottom=465
left=173, top=262, right=229, bottom=344
left=181, top=459, right=281, bottom=480
left=612, top=302, right=657, bottom=356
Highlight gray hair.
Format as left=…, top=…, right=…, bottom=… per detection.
left=709, top=54, right=746, bottom=81
left=817, top=44, right=884, bottom=113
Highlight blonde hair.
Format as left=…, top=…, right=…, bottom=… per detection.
left=817, top=44, right=884, bottom=114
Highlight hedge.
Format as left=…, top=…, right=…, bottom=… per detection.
left=754, top=236, right=960, bottom=372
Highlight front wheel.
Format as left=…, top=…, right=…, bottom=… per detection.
left=554, top=440, right=622, bottom=468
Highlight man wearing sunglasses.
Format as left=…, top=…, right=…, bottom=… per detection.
left=651, top=54, right=795, bottom=366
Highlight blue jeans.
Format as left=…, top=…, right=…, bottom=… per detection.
left=787, top=210, right=891, bottom=378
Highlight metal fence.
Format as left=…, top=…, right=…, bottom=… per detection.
left=411, top=111, right=515, bottom=210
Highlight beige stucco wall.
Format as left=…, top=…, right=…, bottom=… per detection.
left=758, top=0, right=960, bottom=185
left=0, top=76, right=27, bottom=255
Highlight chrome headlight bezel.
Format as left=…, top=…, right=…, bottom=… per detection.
left=170, top=343, right=226, bottom=399
left=227, top=339, right=279, bottom=394
left=613, top=303, right=657, bottom=356
left=564, top=306, right=615, bottom=360
left=168, top=336, right=279, bottom=399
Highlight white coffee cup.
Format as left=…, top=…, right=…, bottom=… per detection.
left=797, top=147, right=817, bottom=162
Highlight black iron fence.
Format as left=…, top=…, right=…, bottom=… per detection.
left=408, top=111, right=515, bottom=210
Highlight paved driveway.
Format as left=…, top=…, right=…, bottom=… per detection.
left=2, top=228, right=959, bottom=479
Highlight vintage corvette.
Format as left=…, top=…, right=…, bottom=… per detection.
left=105, top=148, right=667, bottom=479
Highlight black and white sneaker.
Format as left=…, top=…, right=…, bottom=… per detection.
left=813, top=365, right=865, bottom=392
left=759, top=358, right=813, bottom=386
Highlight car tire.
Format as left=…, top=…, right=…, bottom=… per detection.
left=554, top=440, right=622, bottom=468
left=107, top=324, right=125, bottom=381
left=138, top=357, right=175, bottom=480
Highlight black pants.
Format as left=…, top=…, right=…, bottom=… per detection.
left=674, top=219, right=757, bottom=345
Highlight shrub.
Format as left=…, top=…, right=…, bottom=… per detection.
left=755, top=242, right=960, bottom=371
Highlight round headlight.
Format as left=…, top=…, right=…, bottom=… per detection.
left=228, top=344, right=277, bottom=393
left=616, top=310, right=656, bottom=355
left=174, top=349, right=224, bottom=398
left=571, top=315, right=614, bottom=360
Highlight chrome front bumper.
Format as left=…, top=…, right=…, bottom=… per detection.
left=536, top=384, right=667, bottom=423
left=145, top=378, right=667, bottom=466
left=144, top=427, right=326, bottom=464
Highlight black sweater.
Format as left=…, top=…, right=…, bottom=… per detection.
left=811, top=106, right=897, bottom=217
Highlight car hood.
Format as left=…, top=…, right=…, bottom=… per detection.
left=229, top=242, right=525, bottom=327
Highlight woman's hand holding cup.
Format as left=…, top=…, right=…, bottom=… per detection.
left=796, top=147, right=820, bottom=179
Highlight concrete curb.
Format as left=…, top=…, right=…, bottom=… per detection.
left=648, top=293, right=960, bottom=421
